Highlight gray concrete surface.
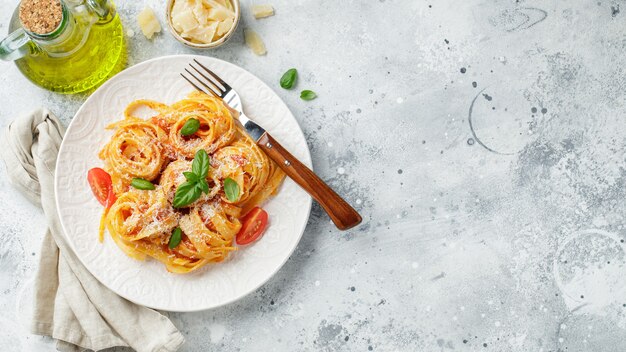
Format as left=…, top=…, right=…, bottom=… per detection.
left=1, top=0, right=626, bottom=351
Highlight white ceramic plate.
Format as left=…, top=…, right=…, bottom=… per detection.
left=55, top=55, right=312, bottom=312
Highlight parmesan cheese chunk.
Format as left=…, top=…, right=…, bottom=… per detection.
left=137, top=6, right=161, bottom=39
left=172, top=8, right=199, bottom=33
left=193, top=1, right=212, bottom=25
left=203, top=0, right=235, bottom=14
left=216, top=17, right=234, bottom=37
left=183, top=22, right=218, bottom=44
left=208, top=7, right=232, bottom=21
left=213, top=0, right=234, bottom=11
left=244, top=29, right=266, bottom=55
left=251, top=4, right=274, bottom=19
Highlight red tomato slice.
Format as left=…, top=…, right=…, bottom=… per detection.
left=87, top=168, right=116, bottom=208
left=236, top=207, right=268, bottom=245
left=105, top=187, right=117, bottom=209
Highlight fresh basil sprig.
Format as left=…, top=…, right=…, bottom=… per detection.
left=300, top=90, right=317, bottom=101
left=223, top=177, right=240, bottom=202
left=173, top=150, right=210, bottom=208
left=280, top=68, right=298, bottom=89
left=131, top=178, right=155, bottom=190
left=169, top=227, right=182, bottom=249
left=180, top=118, right=200, bottom=136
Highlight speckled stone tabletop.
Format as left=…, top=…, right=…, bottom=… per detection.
left=1, top=0, right=626, bottom=351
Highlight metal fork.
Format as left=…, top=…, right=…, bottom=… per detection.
left=181, top=59, right=362, bottom=231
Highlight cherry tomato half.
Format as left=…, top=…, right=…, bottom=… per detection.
left=87, top=168, right=117, bottom=208
left=236, top=207, right=268, bottom=245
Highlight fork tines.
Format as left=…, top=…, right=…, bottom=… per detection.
left=181, top=59, right=231, bottom=99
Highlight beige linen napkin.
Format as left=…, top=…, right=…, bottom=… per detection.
left=1, top=109, right=185, bottom=352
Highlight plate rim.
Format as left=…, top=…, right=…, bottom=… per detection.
left=54, top=54, right=313, bottom=312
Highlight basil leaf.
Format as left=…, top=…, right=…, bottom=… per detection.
left=223, top=177, right=240, bottom=202
left=280, top=68, right=298, bottom=89
left=130, top=178, right=155, bottom=190
left=183, top=171, right=199, bottom=182
left=192, top=149, right=210, bottom=179
left=169, top=227, right=182, bottom=249
left=173, top=181, right=202, bottom=208
left=180, top=118, right=200, bottom=136
left=300, top=90, right=317, bottom=101
left=197, top=179, right=209, bottom=194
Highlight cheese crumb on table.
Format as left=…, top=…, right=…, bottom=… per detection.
left=244, top=29, right=266, bottom=55
left=251, top=4, right=274, bottom=19
left=137, top=6, right=161, bottom=39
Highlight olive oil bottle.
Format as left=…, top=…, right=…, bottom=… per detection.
left=4, top=0, right=126, bottom=94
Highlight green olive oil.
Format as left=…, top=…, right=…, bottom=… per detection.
left=9, top=5, right=126, bottom=94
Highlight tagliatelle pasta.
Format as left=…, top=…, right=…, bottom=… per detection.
left=96, top=91, right=285, bottom=274
left=98, top=118, right=168, bottom=194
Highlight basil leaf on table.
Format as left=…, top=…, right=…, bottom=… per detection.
left=300, top=90, right=317, bottom=101
left=169, top=227, right=182, bottom=249
left=180, top=118, right=200, bottom=136
left=223, top=177, right=240, bottom=202
left=280, top=68, right=298, bottom=89
left=191, top=149, right=210, bottom=179
left=130, top=178, right=155, bottom=190
left=173, top=181, right=202, bottom=208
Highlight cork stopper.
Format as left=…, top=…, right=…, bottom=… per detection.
left=19, top=0, right=63, bottom=35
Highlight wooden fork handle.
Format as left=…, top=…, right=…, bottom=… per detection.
left=258, top=133, right=362, bottom=231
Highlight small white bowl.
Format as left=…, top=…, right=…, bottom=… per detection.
left=165, top=0, right=241, bottom=49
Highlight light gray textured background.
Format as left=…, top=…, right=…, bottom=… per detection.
left=1, top=0, right=626, bottom=351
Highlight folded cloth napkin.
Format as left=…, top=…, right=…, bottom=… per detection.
left=0, top=109, right=185, bottom=352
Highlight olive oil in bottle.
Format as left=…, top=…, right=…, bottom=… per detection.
left=7, top=0, right=126, bottom=94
